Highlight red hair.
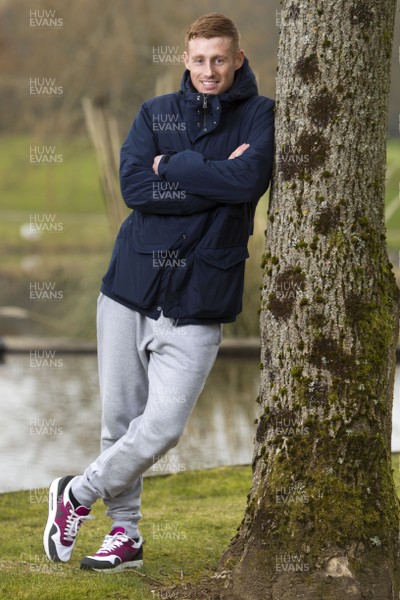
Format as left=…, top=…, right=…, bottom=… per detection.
left=185, top=13, right=240, bottom=50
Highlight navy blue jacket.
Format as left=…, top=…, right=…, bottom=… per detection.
left=101, top=57, right=275, bottom=324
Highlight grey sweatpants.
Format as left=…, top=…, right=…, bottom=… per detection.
left=72, top=293, right=221, bottom=538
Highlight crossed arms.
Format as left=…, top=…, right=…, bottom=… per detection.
left=152, top=142, right=250, bottom=174
left=120, top=99, right=274, bottom=216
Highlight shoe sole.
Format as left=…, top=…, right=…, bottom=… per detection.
left=81, top=559, right=143, bottom=573
left=43, top=476, right=73, bottom=563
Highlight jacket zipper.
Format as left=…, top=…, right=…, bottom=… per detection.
left=202, top=94, right=208, bottom=128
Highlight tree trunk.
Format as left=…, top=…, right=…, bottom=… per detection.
left=163, top=2, right=399, bottom=599
left=219, top=1, right=400, bottom=599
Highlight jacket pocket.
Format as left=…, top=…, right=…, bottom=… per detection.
left=190, top=246, right=249, bottom=318
left=109, top=239, right=163, bottom=309
left=201, top=209, right=250, bottom=249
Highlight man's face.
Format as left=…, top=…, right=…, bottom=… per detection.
left=183, top=36, right=245, bottom=95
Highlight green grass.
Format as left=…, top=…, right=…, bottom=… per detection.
left=1, top=459, right=400, bottom=600
left=0, top=136, right=104, bottom=214
left=1, top=135, right=398, bottom=218
left=0, top=466, right=251, bottom=600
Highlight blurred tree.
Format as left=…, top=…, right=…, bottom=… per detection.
left=0, top=0, right=279, bottom=136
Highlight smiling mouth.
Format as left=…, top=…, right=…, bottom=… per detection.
left=201, top=80, right=219, bottom=87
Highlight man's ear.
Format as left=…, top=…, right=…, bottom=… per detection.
left=183, top=51, right=190, bottom=70
left=235, top=49, right=245, bottom=71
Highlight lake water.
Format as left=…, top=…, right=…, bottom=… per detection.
left=0, top=353, right=260, bottom=493
left=1, top=354, right=400, bottom=494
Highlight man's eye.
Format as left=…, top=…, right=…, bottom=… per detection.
left=194, top=59, right=203, bottom=64
left=215, top=59, right=225, bottom=65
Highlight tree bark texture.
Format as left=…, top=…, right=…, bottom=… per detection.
left=220, top=1, right=400, bottom=599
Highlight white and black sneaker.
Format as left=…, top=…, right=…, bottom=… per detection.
left=80, top=528, right=143, bottom=572
left=43, top=475, right=92, bottom=562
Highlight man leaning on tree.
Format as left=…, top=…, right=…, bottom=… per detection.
left=43, top=12, right=274, bottom=572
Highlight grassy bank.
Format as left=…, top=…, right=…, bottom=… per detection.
left=0, top=466, right=251, bottom=600
left=2, top=460, right=400, bottom=599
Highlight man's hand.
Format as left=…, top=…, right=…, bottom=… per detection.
left=228, top=143, right=250, bottom=159
left=152, top=155, right=164, bottom=174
